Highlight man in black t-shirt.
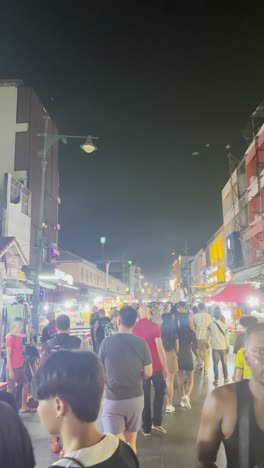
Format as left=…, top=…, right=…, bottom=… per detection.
left=94, top=309, right=111, bottom=353
left=41, top=312, right=57, bottom=344
left=44, top=314, right=82, bottom=354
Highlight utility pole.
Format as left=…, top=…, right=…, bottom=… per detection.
left=31, top=115, right=49, bottom=331
left=0, top=271, right=3, bottom=359
left=105, top=261, right=110, bottom=296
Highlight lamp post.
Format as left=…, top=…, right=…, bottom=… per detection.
left=31, top=115, right=98, bottom=331
left=100, top=236, right=106, bottom=262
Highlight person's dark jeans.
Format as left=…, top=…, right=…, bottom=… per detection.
left=212, top=349, right=228, bottom=381
left=143, top=370, right=166, bottom=433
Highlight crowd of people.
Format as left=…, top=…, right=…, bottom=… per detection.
left=1, top=301, right=264, bottom=467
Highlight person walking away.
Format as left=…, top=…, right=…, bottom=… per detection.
left=208, top=307, right=229, bottom=386
left=94, top=309, right=111, bottom=353
left=35, top=351, right=139, bottom=468
left=0, top=401, right=35, bottom=468
left=196, top=322, right=264, bottom=467
left=161, top=313, right=179, bottom=413
left=99, top=306, right=152, bottom=453
left=43, top=314, right=82, bottom=354
left=43, top=314, right=82, bottom=454
left=193, top=303, right=212, bottom=375
left=172, top=304, right=198, bottom=409
left=6, top=317, right=31, bottom=413
left=104, top=308, right=119, bottom=337
left=133, top=304, right=168, bottom=435
left=41, top=311, right=57, bottom=343
left=89, top=306, right=99, bottom=352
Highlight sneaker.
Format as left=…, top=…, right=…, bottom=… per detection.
left=180, top=398, right=185, bottom=408
left=50, top=437, right=60, bottom=454
left=182, top=395, right=191, bottom=410
left=152, top=425, right=167, bottom=434
left=224, top=379, right=229, bottom=384
left=141, top=429, right=151, bottom=437
left=213, top=380, right=219, bottom=387
left=165, top=404, right=175, bottom=413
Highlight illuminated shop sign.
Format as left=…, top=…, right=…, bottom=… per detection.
left=55, top=269, right=73, bottom=285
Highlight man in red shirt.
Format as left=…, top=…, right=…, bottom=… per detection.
left=6, top=317, right=30, bottom=412
left=133, top=305, right=168, bottom=435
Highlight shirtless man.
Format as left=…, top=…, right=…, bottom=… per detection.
left=196, top=323, right=264, bottom=467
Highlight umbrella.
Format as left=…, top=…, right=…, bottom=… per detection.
left=207, top=283, right=264, bottom=304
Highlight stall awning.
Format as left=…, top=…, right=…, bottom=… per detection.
left=4, top=279, right=33, bottom=295
left=208, top=283, right=264, bottom=304
left=5, top=287, right=33, bottom=295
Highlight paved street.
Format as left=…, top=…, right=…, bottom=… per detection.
left=23, top=354, right=235, bottom=468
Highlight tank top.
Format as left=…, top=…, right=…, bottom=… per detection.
left=223, top=380, right=264, bottom=468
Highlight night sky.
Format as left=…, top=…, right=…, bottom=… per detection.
left=1, top=4, right=264, bottom=282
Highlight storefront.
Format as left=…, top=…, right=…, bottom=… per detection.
left=0, top=237, right=33, bottom=348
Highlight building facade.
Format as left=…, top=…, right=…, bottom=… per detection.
left=0, top=80, right=59, bottom=267
left=0, top=173, right=31, bottom=262
left=222, top=167, right=243, bottom=270
left=243, top=123, right=264, bottom=264
left=190, top=248, right=206, bottom=290
left=57, top=251, right=126, bottom=296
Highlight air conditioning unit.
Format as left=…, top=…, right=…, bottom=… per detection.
left=250, top=176, right=257, bottom=185
left=57, top=224, right=61, bottom=231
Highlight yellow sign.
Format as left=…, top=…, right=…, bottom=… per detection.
left=18, top=270, right=26, bottom=281
left=233, top=308, right=242, bottom=320
left=207, top=233, right=225, bottom=285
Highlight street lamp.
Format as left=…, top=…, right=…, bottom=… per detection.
left=31, top=115, right=98, bottom=330
left=81, top=136, right=98, bottom=154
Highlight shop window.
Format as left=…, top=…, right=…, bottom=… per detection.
left=10, top=177, right=21, bottom=204
left=86, top=270, right=89, bottom=282
left=21, top=186, right=31, bottom=216
left=10, top=176, right=31, bottom=216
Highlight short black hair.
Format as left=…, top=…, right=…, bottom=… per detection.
left=161, top=313, right=172, bottom=322
left=239, top=315, right=258, bottom=329
left=177, top=301, right=186, bottom=309
left=119, top=306, right=137, bottom=328
left=245, top=322, right=264, bottom=348
left=0, top=391, right=18, bottom=413
left=14, top=317, right=23, bottom=322
left=56, top=314, right=70, bottom=331
left=0, top=402, right=35, bottom=468
left=214, top=307, right=222, bottom=320
left=34, top=351, right=104, bottom=423
left=192, top=306, right=199, bottom=315
left=198, top=303, right=206, bottom=311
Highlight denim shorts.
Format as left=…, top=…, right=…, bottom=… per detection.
left=102, top=395, right=144, bottom=434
